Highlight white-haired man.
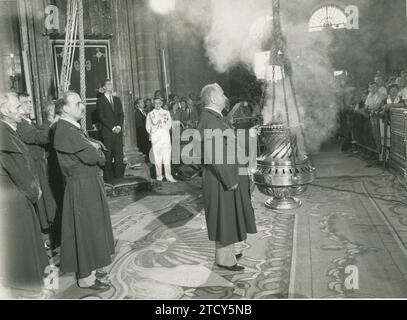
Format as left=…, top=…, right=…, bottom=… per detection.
left=0, top=92, right=48, bottom=292
left=197, top=83, right=257, bottom=271
left=53, top=91, right=114, bottom=291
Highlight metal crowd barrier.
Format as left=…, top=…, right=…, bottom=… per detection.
left=389, top=107, right=407, bottom=179
left=352, top=111, right=382, bottom=156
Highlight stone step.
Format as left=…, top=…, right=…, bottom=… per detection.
left=104, top=175, right=151, bottom=197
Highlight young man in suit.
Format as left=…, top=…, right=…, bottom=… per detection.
left=96, top=79, right=125, bottom=182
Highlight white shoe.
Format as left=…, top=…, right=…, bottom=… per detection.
left=166, top=176, right=177, bottom=183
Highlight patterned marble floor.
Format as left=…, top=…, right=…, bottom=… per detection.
left=8, top=147, right=406, bottom=299
left=55, top=179, right=295, bottom=299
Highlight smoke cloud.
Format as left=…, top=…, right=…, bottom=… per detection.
left=172, top=0, right=343, bottom=153
left=203, top=0, right=259, bottom=73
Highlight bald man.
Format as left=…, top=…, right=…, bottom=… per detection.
left=0, top=92, right=48, bottom=291
left=197, top=83, right=257, bottom=271
left=53, top=91, right=114, bottom=291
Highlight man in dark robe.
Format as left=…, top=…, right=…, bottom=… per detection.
left=16, top=93, right=58, bottom=239
left=180, top=98, right=200, bottom=128
left=96, top=79, right=124, bottom=182
left=53, top=91, right=114, bottom=291
left=43, top=99, right=64, bottom=249
left=0, top=92, right=48, bottom=292
left=197, top=83, right=257, bottom=271
left=134, top=98, right=151, bottom=161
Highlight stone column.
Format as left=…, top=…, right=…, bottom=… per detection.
left=132, top=0, right=163, bottom=98
left=110, top=0, right=141, bottom=166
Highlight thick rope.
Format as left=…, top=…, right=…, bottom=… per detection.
left=288, top=75, right=311, bottom=156
left=59, top=0, right=72, bottom=95
left=59, top=0, right=78, bottom=94
left=66, top=4, right=78, bottom=92
left=271, top=65, right=276, bottom=118
left=78, top=0, right=86, bottom=132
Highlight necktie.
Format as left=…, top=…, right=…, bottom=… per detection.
left=109, top=96, right=114, bottom=110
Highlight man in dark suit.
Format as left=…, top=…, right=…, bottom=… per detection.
left=96, top=79, right=124, bottom=181
left=134, top=98, right=151, bottom=162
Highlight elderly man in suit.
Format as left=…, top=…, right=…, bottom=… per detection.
left=0, top=92, right=48, bottom=292
left=197, top=83, right=257, bottom=271
left=16, top=93, right=58, bottom=242
left=96, top=79, right=124, bottom=182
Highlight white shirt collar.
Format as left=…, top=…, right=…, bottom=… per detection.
left=60, top=116, right=81, bottom=129
left=104, top=93, right=113, bottom=100
left=204, top=106, right=223, bottom=117
left=23, top=117, right=32, bottom=125
left=0, top=119, right=17, bottom=132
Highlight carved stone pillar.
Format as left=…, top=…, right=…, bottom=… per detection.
left=110, top=0, right=141, bottom=166
left=132, top=0, right=162, bottom=98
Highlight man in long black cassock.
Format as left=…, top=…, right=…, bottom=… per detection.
left=0, top=92, right=48, bottom=292
left=134, top=98, right=151, bottom=161
left=16, top=93, right=58, bottom=244
left=53, top=91, right=114, bottom=291
left=197, top=83, right=257, bottom=271
left=96, top=79, right=124, bottom=182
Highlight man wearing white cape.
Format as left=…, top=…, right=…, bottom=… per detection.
left=146, top=97, right=176, bottom=182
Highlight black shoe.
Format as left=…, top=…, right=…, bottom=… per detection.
left=216, top=264, right=245, bottom=271
left=95, top=270, right=108, bottom=278
left=78, top=279, right=111, bottom=291
left=235, top=253, right=243, bottom=260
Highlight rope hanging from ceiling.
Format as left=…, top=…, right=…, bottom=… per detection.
left=58, top=0, right=87, bottom=132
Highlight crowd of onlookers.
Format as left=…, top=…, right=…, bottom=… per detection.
left=132, top=89, right=263, bottom=182
left=134, top=89, right=263, bottom=128
left=336, top=70, right=407, bottom=162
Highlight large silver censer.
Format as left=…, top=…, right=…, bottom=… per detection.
left=253, top=122, right=315, bottom=210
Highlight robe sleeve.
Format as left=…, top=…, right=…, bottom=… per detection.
left=0, top=152, right=40, bottom=203
left=54, top=125, right=105, bottom=166
left=87, top=137, right=108, bottom=152
left=17, top=121, right=50, bottom=145
left=198, top=116, right=239, bottom=190
left=75, top=147, right=106, bottom=166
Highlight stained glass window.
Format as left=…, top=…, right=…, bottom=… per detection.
left=309, top=5, right=347, bottom=32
